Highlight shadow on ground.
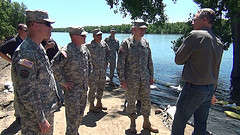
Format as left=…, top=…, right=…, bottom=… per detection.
left=81, top=111, right=108, bottom=127
left=1, top=118, right=21, bottom=135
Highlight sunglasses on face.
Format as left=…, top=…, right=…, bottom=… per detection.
left=36, top=22, right=52, bottom=27
left=21, top=29, right=28, bottom=32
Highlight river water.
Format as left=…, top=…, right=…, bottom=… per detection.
left=52, top=32, right=239, bottom=135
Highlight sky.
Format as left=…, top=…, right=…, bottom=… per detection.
left=12, top=0, right=199, bottom=28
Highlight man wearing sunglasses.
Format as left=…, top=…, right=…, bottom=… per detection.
left=0, top=23, right=28, bottom=63
left=11, top=10, right=58, bottom=135
left=51, top=26, right=90, bottom=135
left=0, top=23, right=28, bottom=127
left=86, top=28, right=110, bottom=113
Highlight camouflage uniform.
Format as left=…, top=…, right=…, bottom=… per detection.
left=86, top=40, right=110, bottom=103
left=51, top=43, right=90, bottom=135
left=11, top=37, right=58, bottom=135
left=117, top=36, right=154, bottom=117
left=104, top=36, right=119, bottom=81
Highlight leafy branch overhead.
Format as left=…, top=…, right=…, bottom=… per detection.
left=106, top=0, right=167, bottom=25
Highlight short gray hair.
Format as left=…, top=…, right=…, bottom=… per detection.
left=198, top=8, right=216, bottom=25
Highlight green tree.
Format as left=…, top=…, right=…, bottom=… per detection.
left=106, top=0, right=167, bottom=24
left=53, top=22, right=190, bottom=34
left=0, top=0, right=26, bottom=40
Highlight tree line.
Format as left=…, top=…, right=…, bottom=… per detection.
left=53, top=22, right=192, bottom=34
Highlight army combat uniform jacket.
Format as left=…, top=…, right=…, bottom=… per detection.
left=117, top=36, right=154, bottom=82
left=51, top=43, right=91, bottom=91
left=11, top=37, right=58, bottom=133
left=104, top=36, right=119, bottom=61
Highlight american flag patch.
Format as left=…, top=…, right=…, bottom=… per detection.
left=19, top=59, right=34, bottom=68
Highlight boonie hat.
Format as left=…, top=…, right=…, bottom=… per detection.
left=69, top=26, right=88, bottom=35
left=93, top=28, right=103, bottom=36
left=132, top=19, right=147, bottom=28
left=26, top=10, right=55, bottom=23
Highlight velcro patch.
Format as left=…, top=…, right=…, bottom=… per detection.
left=19, top=59, right=34, bottom=68
left=20, top=69, right=29, bottom=79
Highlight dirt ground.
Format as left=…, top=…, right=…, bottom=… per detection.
left=0, top=58, right=194, bottom=135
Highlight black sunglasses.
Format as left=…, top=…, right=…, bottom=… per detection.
left=21, top=29, right=28, bottom=32
left=36, top=22, right=51, bottom=27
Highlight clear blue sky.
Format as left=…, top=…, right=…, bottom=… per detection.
left=12, top=0, right=199, bottom=28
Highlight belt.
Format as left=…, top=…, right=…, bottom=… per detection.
left=185, top=82, right=213, bottom=87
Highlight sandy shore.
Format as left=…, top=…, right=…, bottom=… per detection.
left=0, top=58, right=194, bottom=135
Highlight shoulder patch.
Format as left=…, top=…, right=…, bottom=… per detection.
left=19, top=59, right=34, bottom=68
left=20, top=69, right=30, bottom=79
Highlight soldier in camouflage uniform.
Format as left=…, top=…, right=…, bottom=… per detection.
left=117, top=20, right=159, bottom=133
left=86, top=28, right=110, bottom=113
left=11, top=10, right=58, bottom=135
left=104, top=28, right=119, bottom=86
left=51, top=26, right=90, bottom=135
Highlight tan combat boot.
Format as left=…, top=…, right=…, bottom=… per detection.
left=89, top=102, right=101, bottom=113
left=129, top=116, right=137, bottom=133
left=143, top=116, right=159, bottom=133
left=96, top=98, right=107, bottom=110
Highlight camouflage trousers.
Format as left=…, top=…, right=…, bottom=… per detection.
left=20, top=112, right=54, bottom=135
left=63, top=85, right=87, bottom=135
left=14, top=95, right=20, bottom=118
left=109, top=59, right=116, bottom=80
left=88, top=69, right=106, bottom=103
left=125, top=80, right=151, bottom=117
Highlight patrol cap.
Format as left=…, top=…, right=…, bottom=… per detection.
left=69, top=26, right=88, bottom=35
left=93, top=28, right=103, bottom=36
left=110, top=28, right=115, bottom=32
left=132, top=19, right=147, bottom=28
left=26, top=10, right=55, bottom=23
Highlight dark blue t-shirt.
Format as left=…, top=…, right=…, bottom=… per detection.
left=0, top=36, right=23, bottom=58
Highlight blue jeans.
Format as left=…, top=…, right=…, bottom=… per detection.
left=171, top=82, right=214, bottom=135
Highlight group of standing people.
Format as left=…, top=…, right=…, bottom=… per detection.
left=0, top=7, right=224, bottom=135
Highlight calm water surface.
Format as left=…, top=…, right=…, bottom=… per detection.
left=52, top=32, right=239, bottom=135
left=52, top=32, right=232, bottom=94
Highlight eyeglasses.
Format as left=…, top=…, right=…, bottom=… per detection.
left=96, top=34, right=102, bottom=36
left=81, top=35, right=86, bottom=37
left=36, top=22, right=51, bottom=27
